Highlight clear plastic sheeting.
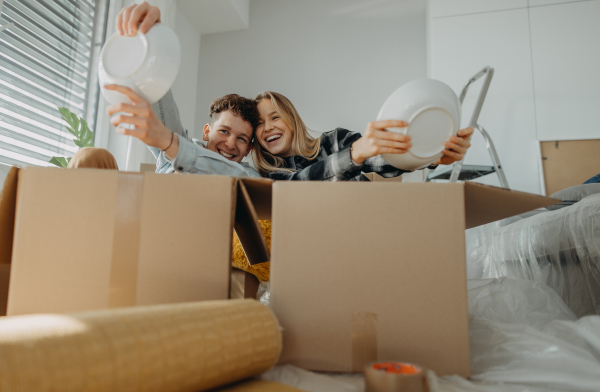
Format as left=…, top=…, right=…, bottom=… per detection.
left=466, top=193, right=600, bottom=317
left=257, top=281, right=270, bottom=307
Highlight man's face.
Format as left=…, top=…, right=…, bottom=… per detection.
left=202, top=110, right=254, bottom=163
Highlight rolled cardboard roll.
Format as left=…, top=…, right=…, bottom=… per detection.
left=0, top=299, right=281, bottom=392
left=365, top=362, right=429, bottom=392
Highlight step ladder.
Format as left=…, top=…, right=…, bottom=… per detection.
left=427, top=67, right=509, bottom=189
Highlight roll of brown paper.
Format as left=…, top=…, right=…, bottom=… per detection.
left=0, top=299, right=282, bottom=392
left=365, top=362, right=429, bottom=392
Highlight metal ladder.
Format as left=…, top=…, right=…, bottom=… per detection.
left=427, top=67, right=509, bottom=189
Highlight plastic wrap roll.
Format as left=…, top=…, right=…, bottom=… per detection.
left=0, top=299, right=282, bottom=392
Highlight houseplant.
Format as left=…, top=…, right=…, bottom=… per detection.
left=49, top=107, right=95, bottom=168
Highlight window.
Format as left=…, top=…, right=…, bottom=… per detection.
left=0, top=0, right=109, bottom=168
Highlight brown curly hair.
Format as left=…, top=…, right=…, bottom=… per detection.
left=209, top=94, right=260, bottom=131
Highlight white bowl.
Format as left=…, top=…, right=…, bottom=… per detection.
left=376, top=79, right=461, bottom=171
left=98, top=23, right=181, bottom=105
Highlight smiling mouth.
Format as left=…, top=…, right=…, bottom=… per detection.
left=265, top=134, right=282, bottom=143
left=218, top=149, right=236, bottom=159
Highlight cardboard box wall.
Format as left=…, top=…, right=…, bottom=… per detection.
left=540, top=140, right=600, bottom=195
left=235, top=181, right=557, bottom=378
left=0, top=167, right=271, bottom=316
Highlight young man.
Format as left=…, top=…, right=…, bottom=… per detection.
left=105, top=85, right=261, bottom=178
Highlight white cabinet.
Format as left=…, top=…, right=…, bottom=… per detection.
left=428, top=0, right=527, bottom=18
left=430, top=9, right=540, bottom=194
left=529, top=0, right=600, bottom=141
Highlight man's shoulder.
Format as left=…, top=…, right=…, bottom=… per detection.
left=239, top=162, right=262, bottom=178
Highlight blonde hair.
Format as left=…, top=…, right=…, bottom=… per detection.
left=252, top=91, right=321, bottom=175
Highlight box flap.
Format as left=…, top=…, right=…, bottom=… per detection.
left=234, top=181, right=270, bottom=265
left=464, top=182, right=559, bottom=229
left=239, top=178, right=272, bottom=220
left=0, top=166, right=18, bottom=265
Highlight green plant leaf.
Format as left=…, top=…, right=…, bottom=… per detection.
left=49, top=156, right=69, bottom=168
left=71, top=114, right=80, bottom=138
left=58, top=107, right=72, bottom=123
left=80, top=119, right=94, bottom=147
left=65, top=126, right=78, bottom=137
left=73, top=140, right=83, bottom=148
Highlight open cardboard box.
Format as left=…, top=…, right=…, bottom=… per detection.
left=196, top=176, right=557, bottom=377
left=239, top=180, right=557, bottom=378
left=0, top=166, right=558, bottom=378
left=0, top=166, right=271, bottom=316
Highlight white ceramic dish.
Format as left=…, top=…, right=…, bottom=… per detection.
left=376, top=79, right=461, bottom=171
left=98, top=23, right=181, bottom=105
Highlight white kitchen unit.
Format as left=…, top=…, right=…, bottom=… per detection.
left=428, top=8, right=540, bottom=194
left=427, top=0, right=600, bottom=195
left=530, top=0, right=600, bottom=141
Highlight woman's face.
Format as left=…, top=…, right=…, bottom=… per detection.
left=256, top=98, right=294, bottom=157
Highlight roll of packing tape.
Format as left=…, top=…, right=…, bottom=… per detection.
left=365, top=362, right=429, bottom=392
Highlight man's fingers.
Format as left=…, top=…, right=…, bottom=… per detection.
left=110, top=114, right=149, bottom=129
left=128, top=2, right=149, bottom=36
left=103, top=84, right=145, bottom=105
left=107, top=102, right=148, bottom=116
left=120, top=5, right=135, bottom=36
left=116, top=9, right=125, bottom=35
left=139, top=7, right=160, bottom=34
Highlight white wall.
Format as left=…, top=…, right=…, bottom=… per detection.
left=194, top=0, right=427, bottom=139
left=171, top=9, right=201, bottom=134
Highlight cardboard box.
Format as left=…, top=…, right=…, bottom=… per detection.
left=540, top=140, right=600, bottom=195
left=266, top=182, right=558, bottom=377
left=0, top=167, right=271, bottom=315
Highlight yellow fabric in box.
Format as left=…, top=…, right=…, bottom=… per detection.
left=232, top=220, right=271, bottom=282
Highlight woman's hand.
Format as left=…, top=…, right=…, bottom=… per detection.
left=351, top=120, right=412, bottom=164
left=433, top=127, right=474, bottom=165
left=105, top=84, right=179, bottom=158
left=116, top=1, right=161, bottom=36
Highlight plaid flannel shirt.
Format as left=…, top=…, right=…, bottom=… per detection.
left=265, top=128, right=410, bottom=181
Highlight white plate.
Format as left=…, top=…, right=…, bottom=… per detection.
left=377, top=79, right=461, bottom=171
left=98, top=23, right=181, bottom=105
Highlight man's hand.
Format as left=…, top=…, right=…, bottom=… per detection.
left=351, top=120, right=412, bottom=164
left=105, top=84, right=179, bottom=158
left=433, top=127, right=474, bottom=165
left=116, top=1, right=161, bottom=36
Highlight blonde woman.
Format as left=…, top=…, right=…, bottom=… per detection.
left=253, top=91, right=474, bottom=181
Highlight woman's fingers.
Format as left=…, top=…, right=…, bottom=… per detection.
left=103, top=84, right=146, bottom=105
left=441, top=148, right=462, bottom=160
left=457, top=126, right=474, bottom=138
left=369, top=120, right=408, bottom=129
left=444, top=140, right=467, bottom=155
